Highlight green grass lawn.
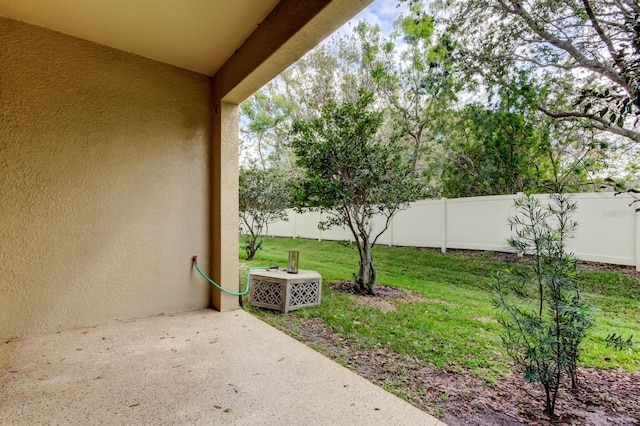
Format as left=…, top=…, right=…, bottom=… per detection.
left=240, top=237, right=640, bottom=384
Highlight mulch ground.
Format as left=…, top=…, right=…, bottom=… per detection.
left=282, top=281, right=640, bottom=425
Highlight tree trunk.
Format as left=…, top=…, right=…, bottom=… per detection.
left=245, top=233, right=259, bottom=261
left=568, top=363, right=579, bottom=390
left=355, top=242, right=376, bottom=294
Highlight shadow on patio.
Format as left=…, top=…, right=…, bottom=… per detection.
left=1, top=309, right=444, bottom=425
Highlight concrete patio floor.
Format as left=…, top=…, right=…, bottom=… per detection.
left=1, top=309, right=445, bottom=425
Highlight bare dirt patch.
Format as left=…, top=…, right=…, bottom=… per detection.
left=331, top=280, right=410, bottom=297
left=330, top=281, right=425, bottom=312
left=472, top=316, right=498, bottom=324
left=288, top=282, right=640, bottom=425
left=352, top=295, right=397, bottom=312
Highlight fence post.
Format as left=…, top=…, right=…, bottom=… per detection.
left=636, top=205, right=639, bottom=272
left=292, top=209, right=297, bottom=239
left=441, top=197, right=447, bottom=253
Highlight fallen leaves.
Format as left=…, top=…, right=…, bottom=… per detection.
left=284, top=315, right=640, bottom=426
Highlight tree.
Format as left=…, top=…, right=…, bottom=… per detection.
left=290, top=91, right=420, bottom=294
left=437, top=0, right=640, bottom=145
left=240, top=88, right=294, bottom=169
left=239, top=167, right=289, bottom=260
left=240, top=30, right=376, bottom=172
left=492, top=193, right=594, bottom=417
left=436, top=89, right=611, bottom=197
left=357, top=1, right=460, bottom=179
left=438, top=103, right=551, bottom=197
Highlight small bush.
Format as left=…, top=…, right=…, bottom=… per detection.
left=492, top=193, right=595, bottom=416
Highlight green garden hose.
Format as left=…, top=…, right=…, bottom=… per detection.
left=192, top=256, right=274, bottom=296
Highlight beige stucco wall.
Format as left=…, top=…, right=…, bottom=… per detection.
left=211, top=102, right=240, bottom=311
left=0, top=18, right=213, bottom=339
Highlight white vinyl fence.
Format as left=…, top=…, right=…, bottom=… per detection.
left=253, top=192, right=640, bottom=270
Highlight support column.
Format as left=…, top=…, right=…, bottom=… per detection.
left=211, top=101, right=240, bottom=311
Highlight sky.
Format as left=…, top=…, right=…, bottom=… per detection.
left=331, top=0, right=407, bottom=39
left=239, top=1, right=408, bottom=165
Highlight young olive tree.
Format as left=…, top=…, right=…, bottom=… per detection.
left=290, top=91, right=420, bottom=294
left=239, top=167, right=289, bottom=260
left=492, top=193, right=595, bottom=417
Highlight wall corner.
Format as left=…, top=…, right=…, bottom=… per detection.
left=211, top=101, right=240, bottom=311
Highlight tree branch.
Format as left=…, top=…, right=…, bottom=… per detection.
left=581, top=0, right=627, bottom=72
left=503, top=0, right=631, bottom=95
left=538, top=106, right=640, bottom=143
left=511, top=54, right=581, bottom=70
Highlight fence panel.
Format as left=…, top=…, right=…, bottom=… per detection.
left=392, top=200, right=444, bottom=248
left=268, top=209, right=295, bottom=237
left=260, top=192, right=638, bottom=269
left=561, top=193, right=636, bottom=266
left=320, top=213, right=353, bottom=242
left=295, top=211, right=322, bottom=240
left=445, top=195, right=517, bottom=252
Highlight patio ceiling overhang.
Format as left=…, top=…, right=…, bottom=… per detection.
left=0, top=0, right=372, bottom=103
left=0, top=0, right=373, bottom=317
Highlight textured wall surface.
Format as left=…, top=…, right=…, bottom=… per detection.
left=211, top=102, right=240, bottom=311
left=0, top=18, right=213, bottom=339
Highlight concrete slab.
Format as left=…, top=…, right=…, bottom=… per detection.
left=1, top=309, right=445, bottom=425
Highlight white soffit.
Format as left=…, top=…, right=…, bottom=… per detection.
left=0, top=0, right=280, bottom=76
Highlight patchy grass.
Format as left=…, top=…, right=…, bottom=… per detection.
left=241, top=237, right=640, bottom=385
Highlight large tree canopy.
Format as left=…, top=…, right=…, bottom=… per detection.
left=357, top=3, right=460, bottom=175
left=437, top=0, right=640, bottom=144
left=439, top=103, right=550, bottom=196
left=240, top=0, right=635, bottom=203
left=436, top=86, right=612, bottom=197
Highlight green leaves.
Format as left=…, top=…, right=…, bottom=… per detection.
left=438, top=101, right=554, bottom=197
left=437, top=0, right=640, bottom=144
left=239, top=167, right=290, bottom=260
left=400, top=12, right=434, bottom=43
left=291, top=91, right=419, bottom=211
left=492, top=192, right=595, bottom=416
left=290, top=90, right=420, bottom=292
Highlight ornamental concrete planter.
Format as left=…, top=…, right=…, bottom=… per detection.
left=249, top=269, right=322, bottom=313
